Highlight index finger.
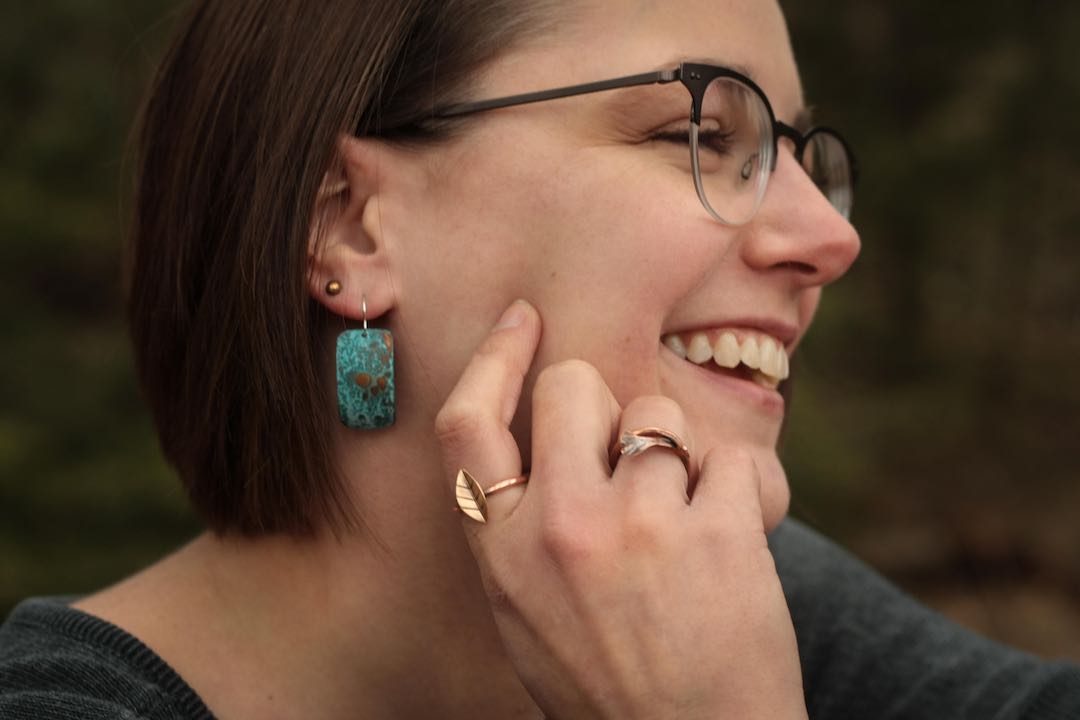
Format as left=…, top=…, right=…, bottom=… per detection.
left=435, top=300, right=541, bottom=525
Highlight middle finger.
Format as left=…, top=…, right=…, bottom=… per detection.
left=528, top=359, right=621, bottom=508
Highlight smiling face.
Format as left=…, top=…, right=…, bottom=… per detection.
left=377, top=0, right=860, bottom=531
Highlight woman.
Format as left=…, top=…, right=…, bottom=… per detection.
left=2, top=0, right=1078, bottom=718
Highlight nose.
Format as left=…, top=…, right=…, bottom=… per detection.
left=739, top=149, right=861, bottom=287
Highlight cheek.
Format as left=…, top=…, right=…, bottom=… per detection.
left=529, top=149, right=715, bottom=302
left=423, top=122, right=715, bottom=314
left=518, top=153, right=720, bottom=392
left=401, top=131, right=723, bottom=405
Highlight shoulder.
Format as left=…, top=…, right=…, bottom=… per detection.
left=0, top=597, right=215, bottom=720
left=769, top=519, right=1080, bottom=719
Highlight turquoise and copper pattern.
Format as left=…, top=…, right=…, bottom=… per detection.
left=336, top=329, right=395, bottom=429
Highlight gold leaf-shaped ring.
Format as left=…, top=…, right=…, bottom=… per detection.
left=455, top=470, right=529, bottom=523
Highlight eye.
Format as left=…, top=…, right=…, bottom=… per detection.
left=698, top=128, right=736, bottom=155
left=651, top=129, right=690, bottom=145
left=650, top=124, right=735, bottom=152
left=650, top=120, right=693, bottom=146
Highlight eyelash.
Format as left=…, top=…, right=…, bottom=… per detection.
left=650, top=128, right=735, bottom=149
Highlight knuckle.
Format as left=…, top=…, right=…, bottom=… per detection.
left=696, top=510, right=741, bottom=546
left=705, top=445, right=757, bottom=482
left=730, top=446, right=756, bottom=468
left=538, top=516, right=594, bottom=569
left=433, top=403, right=484, bottom=449
left=620, top=504, right=673, bottom=553
left=698, top=447, right=766, bottom=527
left=722, top=445, right=755, bottom=468
left=624, top=394, right=684, bottom=420
left=474, top=329, right=510, bottom=361
left=731, top=449, right=763, bottom=493
left=480, top=572, right=518, bottom=616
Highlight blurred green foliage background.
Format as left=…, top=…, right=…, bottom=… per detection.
left=2, top=1, right=1078, bottom=660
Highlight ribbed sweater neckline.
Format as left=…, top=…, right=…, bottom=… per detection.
left=8, top=596, right=216, bottom=720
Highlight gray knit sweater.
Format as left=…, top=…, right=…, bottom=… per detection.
left=2, top=519, right=1079, bottom=719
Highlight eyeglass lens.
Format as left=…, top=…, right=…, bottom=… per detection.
left=690, top=76, right=853, bottom=225
left=803, top=131, right=853, bottom=219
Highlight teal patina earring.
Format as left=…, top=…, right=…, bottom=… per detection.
left=335, top=291, right=395, bottom=429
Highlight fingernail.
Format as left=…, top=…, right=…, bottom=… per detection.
left=494, top=299, right=530, bottom=331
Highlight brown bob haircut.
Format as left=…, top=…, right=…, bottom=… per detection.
left=128, top=0, right=558, bottom=536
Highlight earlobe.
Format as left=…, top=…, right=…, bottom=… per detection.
left=307, top=135, right=395, bottom=323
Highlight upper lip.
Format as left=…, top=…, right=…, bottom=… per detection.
left=662, top=318, right=800, bottom=349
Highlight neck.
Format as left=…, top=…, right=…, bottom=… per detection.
left=77, top=433, right=541, bottom=719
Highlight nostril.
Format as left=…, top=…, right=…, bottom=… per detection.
left=776, top=260, right=815, bottom=274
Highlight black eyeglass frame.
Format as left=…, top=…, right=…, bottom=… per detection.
left=435, top=62, right=858, bottom=224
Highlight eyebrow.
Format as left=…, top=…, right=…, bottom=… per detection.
left=673, top=58, right=816, bottom=130
left=606, top=59, right=817, bottom=133
left=601, top=57, right=759, bottom=121
left=601, top=80, right=684, bottom=122
left=654, top=57, right=756, bottom=80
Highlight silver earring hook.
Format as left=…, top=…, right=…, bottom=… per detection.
left=362, top=294, right=368, bottom=334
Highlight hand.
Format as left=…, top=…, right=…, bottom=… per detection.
left=436, top=300, right=808, bottom=720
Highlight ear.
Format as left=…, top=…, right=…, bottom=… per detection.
left=307, top=135, right=394, bottom=322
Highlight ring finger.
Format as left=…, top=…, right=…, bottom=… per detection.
left=611, top=395, right=696, bottom=506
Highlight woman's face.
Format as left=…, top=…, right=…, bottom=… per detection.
left=380, top=0, right=860, bottom=530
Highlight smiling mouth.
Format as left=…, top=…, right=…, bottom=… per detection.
left=660, top=329, right=789, bottom=390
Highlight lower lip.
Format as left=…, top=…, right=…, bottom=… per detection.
left=659, top=344, right=786, bottom=416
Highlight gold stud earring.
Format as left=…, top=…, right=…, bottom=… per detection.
left=325, top=280, right=342, bottom=296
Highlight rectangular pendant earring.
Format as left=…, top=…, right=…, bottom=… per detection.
left=336, top=294, right=395, bottom=429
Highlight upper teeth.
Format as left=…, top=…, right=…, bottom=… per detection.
left=662, top=330, right=790, bottom=387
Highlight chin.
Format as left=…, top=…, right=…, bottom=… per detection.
left=656, top=351, right=790, bottom=531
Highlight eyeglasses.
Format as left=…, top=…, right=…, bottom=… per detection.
left=435, top=62, right=856, bottom=226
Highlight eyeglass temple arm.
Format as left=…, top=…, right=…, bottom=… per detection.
left=436, top=69, right=679, bottom=118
